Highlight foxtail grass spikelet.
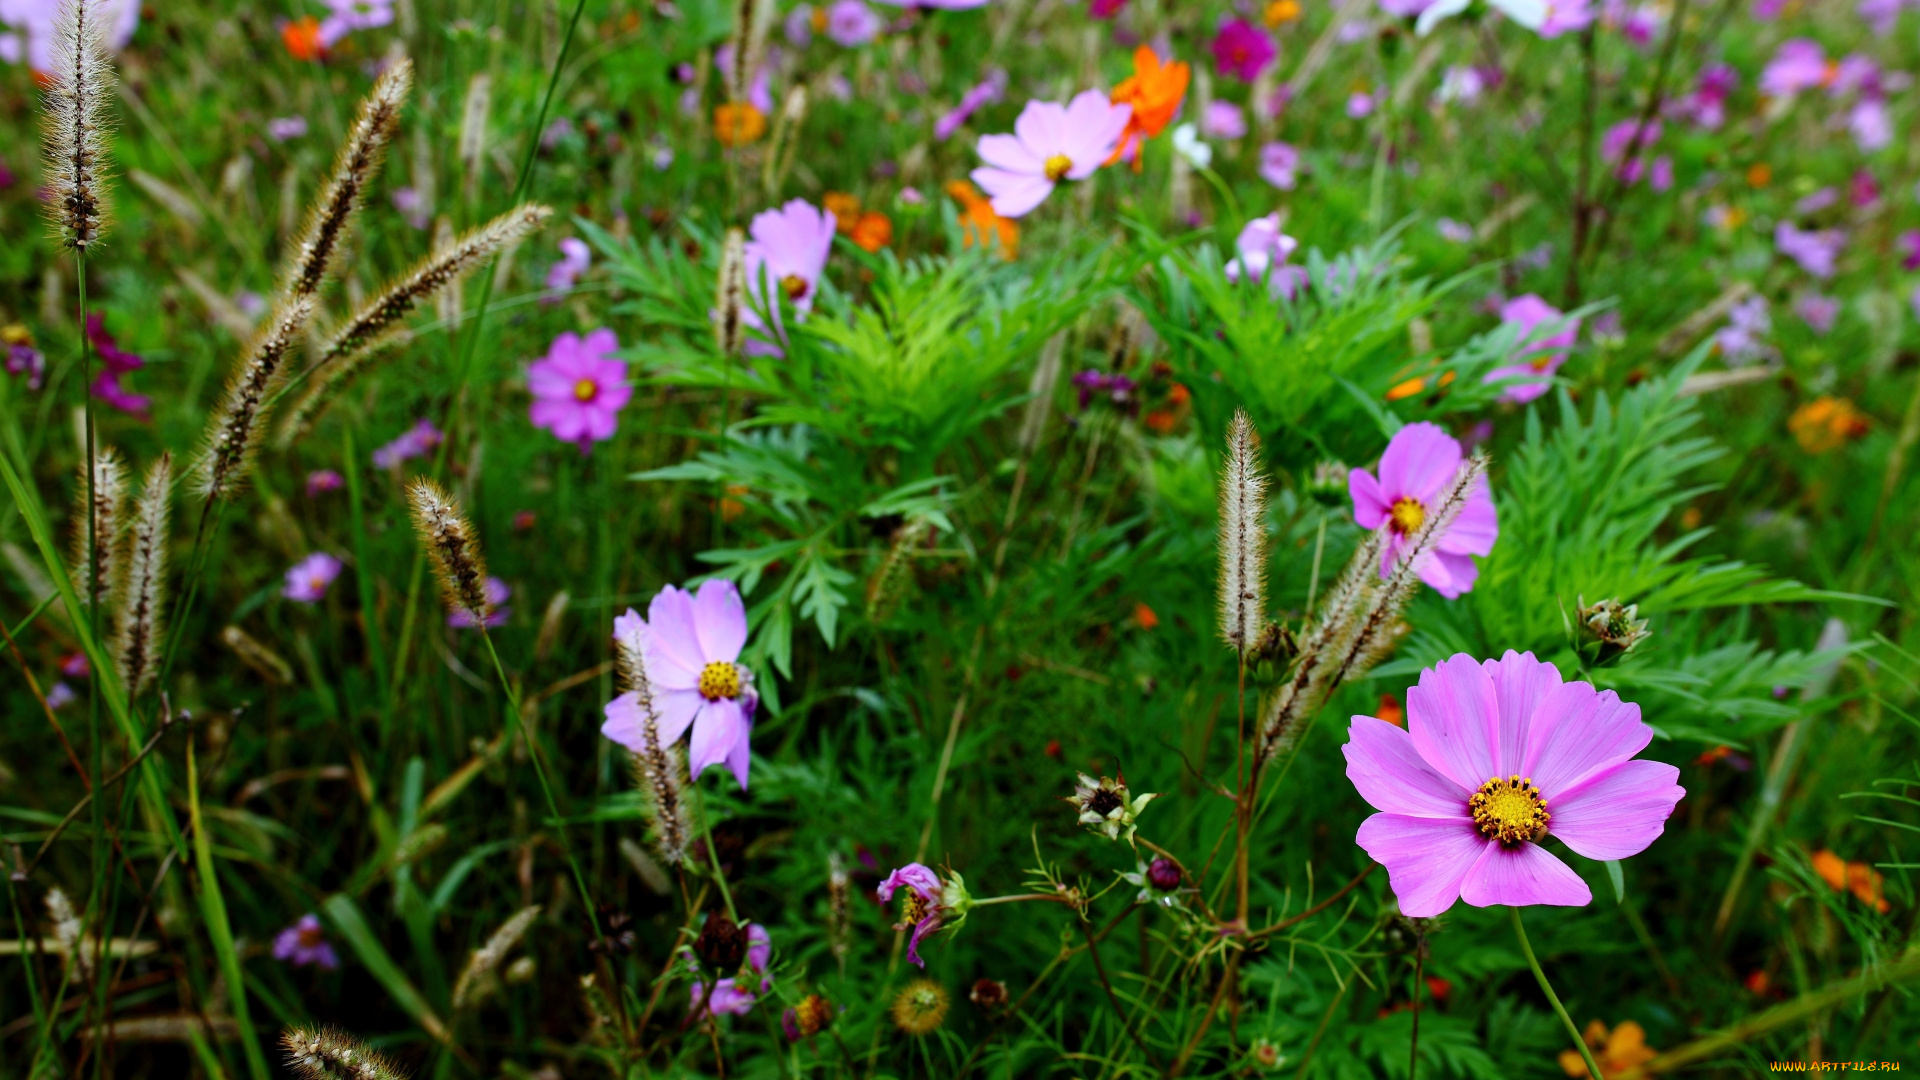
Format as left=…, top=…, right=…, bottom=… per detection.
left=195, top=295, right=316, bottom=501
left=613, top=613, right=695, bottom=865
left=865, top=518, right=928, bottom=623
left=274, top=204, right=551, bottom=445
left=42, top=0, right=115, bottom=251
left=714, top=227, right=747, bottom=357
left=281, top=1026, right=409, bottom=1080
left=406, top=479, right=491, bottom=626
left=284, top=57, right=412, bottom=299
left=45, top=885, right=91, bottom=981
left=452, top=905, right=540, bottom=1009
left=69, top=445, right=124, bottom=607
left=726, top=0, right=761, bottom=105
left=113, top=452, right=171, bottom=697
left=827, top=851, right=850, bottom=962
left=220, top=625, right=294, bottom=684
left=1217, top=409, right=1267, bottom=656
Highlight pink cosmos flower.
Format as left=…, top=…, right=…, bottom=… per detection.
left=1684, top=64, right=1736, bottom=128
left=448, top=578, right=511, bottom=628
left=391, top=187, right=428, bottom=230
left=283, top=553, right=343, bottom=604
left=743, top=199, right=837, bottom=356
left=1202, top=101, right=1247, bottom=140
left=1224, top=214, right=1303, bottom=299
left=1537, top=0, right=1595, bottom=36
left=1348, top=423, right=1498, bottom=598
left=0, top=0, right=138, bottom=73
left=600, top=581, right=758, bottom=790
left=318, top=0, right=394, bottom=47
left=1482, top=294, right=1579, bottom=404
left=691, top=923, right=772, bottom=1015
left=1898, top=230, right=1920, bottom=271
left=544, top=237, right=591, bottom=296
left=1090, top=0, right=1127, bottom=16
left=372, top=419, right=442, bottom=469
left=825, top=0, right=882, bottom=45
left=1211, top=19, right=1275, bottom=83
left=305, top=470, right=344, bottom=497
left=1760, top=39, right=1827, bottom=97
left=1715, top=295, right=1771, bottom=363
left=971, top=91, right=1132, bottom=218
left=1858, top=0, right=1916, bottom=33
left=267, top=116, right=309, bottom=141
left=272, top=914, right=340, bottom=969
left=877, top=863, right=971, bottom=968
left=1344, top=651, right=1684, bottom=917
left=1258, top=141, right=1300, bottom=190
left=1775, top=223, right=1844, bottom=279
left=528, top=328, right=629, bottom=451
left=1346, top=91, right=1377, bottom=119
left=1847, top=98, right=1890, bottom=152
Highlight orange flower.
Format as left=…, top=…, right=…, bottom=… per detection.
left=714, top=103, right=767, bottom=147
left=1109, top=46, right=1190, bottom=169
left=1846, top=862, right=1891, bottom=913
left=1144, top=410, right=1177, bottom=433
left=823, top=191, right=862, bottom=234
left=1558, top=1020, right=1657, bottom=1079
left=1375, top=693, right=1405, bottom=728
left=1133, top=601, right=1159, bottom=630
left=1811, top=849, right=1849, bottom=891
left=1264, top=0, right=1302, bottom=24
left=1746, top=162, right=1772, bottom=188
left=1788, top=396, right=1869, bottom=454
left=1168, top=382, right=1191, bottom=405
left=283, top=16, right=326, bottom=61
left=851, top=211, right=893, bottom=252
left=946, top=180, right=1019, bottom=260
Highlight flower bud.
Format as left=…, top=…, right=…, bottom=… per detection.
left=1066, top=772, right=1158, bottom=845
left=969, top=978, right=1009, bottom=1011
left=695, top=914, right=749, bottom=970
left=1572, top=595, right=1652, bottom=665
left=1305, top=459, right=1350, bottom=508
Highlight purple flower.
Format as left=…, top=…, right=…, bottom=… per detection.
left=1091, top=0, right=1128, bottom=17
left=1716, top=296, right=1772, bottom=363
left=391, top=187, right=428, bottom=230
left=1858, top=0, right=1916, bottom=33
left=785, top=4, right=815, bottom=45
left=1794, top=294, right=1839, bottom=335
left=1752, top=0, right=1785, bottom=17
left=6, top=341, right=44, bottom=389
left=60, top=652, right=89, bottom=678
left=305, top=470, right=344, bottom=497
left=1437, top=218, right=1474, bottom=243
left=86, top=316, right=149, bottom=417
left=540, top=116, right=574, bottom=150
left=1434, top=65, right=1487, bottom=106
left=273, top=914, right=340, bottom=969
left=0, top=0, right=137, bottom=71
left=825, top=0, right=882, bottom=44
left=448, top=578, right=510, bottom=628
left=1202, top=101, right=1246, bottom=140
left=1348, top=423, right=1498, bottom=598
left=1775, top=222, right=1844, bottom=279
left=972, top=91, right=1132, bottom=218
left=1760, top=39, right=1827, bottom=97
left=1828, top=54, right=1882, bottom=98
left=1483, top=294, right=1579, bottom=404
left=870, top=0, right=990, bottom=8
left=935, top=70, right=1008, bottom=141
left=283, top=553, right=343, bottom=604
left=741, top=200, right=838, bottom=357
left=267, top=116, right=308, bottom=141
left=1847, top=98, right=1890, bottom=152
left=1071, top=369, right=1138, bottom=409
left=317, top=0, right=392, bottom=47
left=1648, top=155, right=1673, bottom=192
left=1211, top=19, right=1274, bottom=83
left=690, top=923, right=772, bottom=1015
left=1225, top=213, right=1301, bottom=296
left=1794, top=187, right=1839, bottom=215
left=372, top=419, right=444, bottom=469
left=545, top=237, right=592, bottom=295
left=1378, top=0, right=1436, bottom=15
left=1684, top=63, right=1737, bottom=128
left=1850, top=170, right=1880, bottom=208
left=528, top=328, right=628, bottom=451
left=600, top=581, right=758, bottom=790
left=45, top=681, right=75, bottom=709
left=1600, top=118, right=1660, bottom=183
left=878, top=863, right=962, bottom=968
left=1257, top=141, right=1300, bottom=190
left=1911, top=285, right=1920, bottom=323
left=1898, top=230, right=1920, bottom=271
left=1345, top=652, right=1684, bottom=916
left=1346, top=91, right=1377, bottom=119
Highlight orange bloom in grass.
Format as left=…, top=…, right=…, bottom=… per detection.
left=1109, top=46, right=1190, bottom=169
left=1375, top=693, right=1405, bottom=728
left=823, top=192, right=863, bottom=234
left=1133, top=602, right=1159, bottom=630
left=1264, top=0, right=1303, bottom=24
left=1788, top=397, right=1868, bottom=454
left=1812, top=849, right=1891, bottom=912
left=283, top=16, right=326, bottom=61
left=714, top=103, right=768, bottom=147
left=1747, top=162, right=1773, bottom=188
left=1559, top=1020, right=1657, bottom=1079
left=946, top=180, right=1019, bottom=260
left=851, top=211, right=893, bottom=252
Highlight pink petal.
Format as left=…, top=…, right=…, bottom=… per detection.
left=1436, top=483, right=1498, bottom=556
left=689, top=696, right=746, bottom=778
left=1343, top=715, right=1470, bottom=817
left=1012, top=99, right=1066, bottom=158
left=976, top=132, right=1041, bottom=173
left=1378, top=421, right=1462, bottom=503
left=725, top=711, right=754, bottom=791
left=1355, top=814, right=1488, bottom=918
left=599, top=692, right=648, bottom=750
left=654, top=688, right=704, bottom=746
left=1522, top=680, right=1652, bottom=798
left=691, top=579, right=748, bottom=662
left=647, top=585, right=708, bottom=669
left=1349, top=468, right=1390, bottom=529
left=1459, top=841, right=1591, bottom=908
left=1407, top=654, right=1501, bottom=789
left=581, top=326, right=620, bottom=356
left=1549, top=759, right=1683, bottom=860
left=1415, top=548, right=1466, bottom=598
left=1482, top=650, right=1560, bottom=774
left=971, top=168, right=1054, bottom=219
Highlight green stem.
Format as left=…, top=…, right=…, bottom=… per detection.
left=1512, top=907, right=1601, bottom=1080
left=692, top=781, right=739, bottom=923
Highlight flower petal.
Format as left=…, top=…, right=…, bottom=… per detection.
left=692, top=578, right=748, bottom=662
left=647, top=585, right=708, bottom=669
left=724, top=707, right=754, bottom=791
left=1549, top=760, right=1684, bottom=860
left=600, top=691, right=648, bottom=750
left=1459, top=840, right=1591, bottom=908
left=1437, top=483, right=1498, bottom=556
left=1355, top=813, right=1487, bottom=918
left=1343, top=715, right=1471, bottom=817
left=971, top=167, right=1054, bottom=218
left=1407, top=654, right=1501, bottom=789
left=976, top=132, right=1040, bottom=173
left=1482, top=651, right=1561, bottom=779
left=689, top=696, right=745, bottom=779
left=1378, top=421, right=1462, bottom=504
left=1523, top=680, right=1653, bottom=798
left=654, top=688, right=704, bottom=747
left=1349, top=467, right=1391, bottom=529
left=1012, top=99, right=1065, bottom=158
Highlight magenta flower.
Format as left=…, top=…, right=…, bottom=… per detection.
left=1716, top=296, right=1772, bottom=363
left=743, top=199, right=837, bottom=356
left=318, top=0, right=394, bottom=47
left=391, top=187, right=428, bottom=229
left=878, top=863, right=973, bottom=968
left=826, top=0, right=882, bottom=44
left=1348, top=423, right=1498, bottom=598
left=448, top=577, right=510, bottom=628
left=1760, top=39, right=1827, bottom=96
left=372, top=418, right=443, bottom=469
left=305, top=470, right=344, bottom=497
left=1090, top=0, right=1127, bottom=16
left=1794, top=293, right=1840, bottom=335
left=86, top=315, right=149, bottom=417
left=871, top=0, right=990, bottom=8
left=267, top=116, right=308, bottom=141
left=1211, top=19, right=1274, bottom=82
left=1202, top=101, right=1247, bottom=140
left=971, top=90, right=1131, bottom=218
left=544, top=236, right=591, bottom=296
left=935, top=69, right=1007, bottom=140
left=1344, top=651, right=1684, bottom=917
left=1600, top=118, right=1660, bottom=183
left=7, top=340, right=44, bottom=390
left=273, top=914, right=340, bottom=969
left=283, top=553, right=343, bottom=604
left=528, top=328, right=629, bottom=451
left=1483, top=294, right=1579, bottom=404
left=1537, top=0, right=1595, bottom=36
left=1684, top=64, right=1736, bottom=128
left=1898, top=230, right=1920, bottom=271
left=1257, top=141, right=1300, bottom=190
left=600, top=581, right=758, bottom=790
left=691, top=923, right=772, bottom=1015
left=1775, top=223, right=1844, bottom=279
left=1847, top=98, right=1890, bottom=152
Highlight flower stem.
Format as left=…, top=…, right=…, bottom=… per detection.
left=692, top=779, right=739, bottom=923
left=970, top=893, right=1065, bottom=908
left=1511, top=907, right=1602, bottom=1080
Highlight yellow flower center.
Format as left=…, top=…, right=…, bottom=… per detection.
left=572, top=378, right=598, bottom=402
left=1469, top=776, right=1550, bottom=845
left=901, top=890, right=930, bottom=927
left=1389, top=496, right=1425, bottom=534
left=1529, top=355, right=1554, bottom=372
left=1043, top=154, right=1073, bottom=181
left=698, top=661, right=743, bottom=701
left=781, top=273, right=809, bottom=300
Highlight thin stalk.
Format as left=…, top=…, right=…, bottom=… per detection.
left=1512, top=907, right=1602, bottom=1080
left=1290, top=968, right=1350, bottom=1080
left=1409, top=937, right=1423, bottom=1080
left=692, top=781, right=739, bottom=923
left=77, top=248, right=116, bottom=1079
left=1304, top=510, right=1327, bottom=616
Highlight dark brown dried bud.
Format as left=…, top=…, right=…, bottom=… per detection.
left=695, top=914, right=749, bottom=970
left=969, top=978, right=1008, bottom=1011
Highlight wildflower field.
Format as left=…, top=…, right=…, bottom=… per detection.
left=5, top=0, right=1920, bottom=1075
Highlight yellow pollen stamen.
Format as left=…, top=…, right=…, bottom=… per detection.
left=781, top=274, right=809, bottom=300
left=1529, top=356, right=1554, bottom=372
left=698, top=660, right=743, bottom=701
left=1469, top=776, right=1550, bottom=846
left=1043, top=154, right=1073, bottom=182
left=1389, top=496, right=1425, bottom=534
left=901, top=891, right=928, bottom=927
left=572, top=378, right=598, bottom=402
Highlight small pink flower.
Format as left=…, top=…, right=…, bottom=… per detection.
left=878, top=863, right=950, bottom=968
left=1794, top=293, right=1839, bottom=335
left=305, top=470, right=344, bottom=497
left=971, top=91, right=1132, bottom=218
left=318, top=0, right=394, bottom=47
left=1537, top=0, right=1595, bottom=36
left=1775, top=223, right=1844, bottom=279
left=283, top=553, right=343, bottom=604
left=600, top=581, right=758, bottom=790
left=1225, top=213, right=1302, bottom=298
left=1211, top=19, right=1274, bottom=82
left=273, top=914, right=340, bottom=969
left=1760, top=39, right=1827, bottom=96
left=1483, top=294, right=1579, bottom=404
left=267, top=116, right=309, bottom=141
left=691, top=923, right=772, bottom=1015
left=448, top=578, right=511, bottom=628
left=372, top=419, right=443, bottom=469
left=743, top=199, right=838, bottom=356
left=870, top=0, right=989, bottom=8
left=528, top=328, right=629, bottom=451
left=1258, top=141, right=1300, bottom=190
left=1344, top=651, right=1684, bottom=917
left=1090, top=0, right=1128, bottom=17
left=1348, top=423, right=1498, bottom=598
left=825, top=0, right=883, bottom=44
left=544, top=237, right=592, bottom=295
left=46, top=681, right=76, bottom=709
left=1201, top=101, right=1246, bottom=140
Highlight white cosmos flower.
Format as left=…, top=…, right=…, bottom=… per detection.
left=1416, top=0, right=1548, bottom=36
left=1170, top=123, right=1213, bottom=170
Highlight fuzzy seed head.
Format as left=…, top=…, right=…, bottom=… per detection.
left=715, top=227, right=747, bottom=357
left=70, top=445, right=124, bottom=607
left=113, top=452, right=172, bottom=698
left=1218, top=410, right=1267, bottom=654
left=195, top=295, right=316, bottom=501
left=41, top=0, right=116, bottom=251
left=890, top=979, right=950, bottom=1036
left=285, top=56, right=412, bottom=298
left=406, top=479, right=490, bottom=625
left=452, top=905, right=540, bottom=1009
left=281, top=1026, right=409, bottom=1080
